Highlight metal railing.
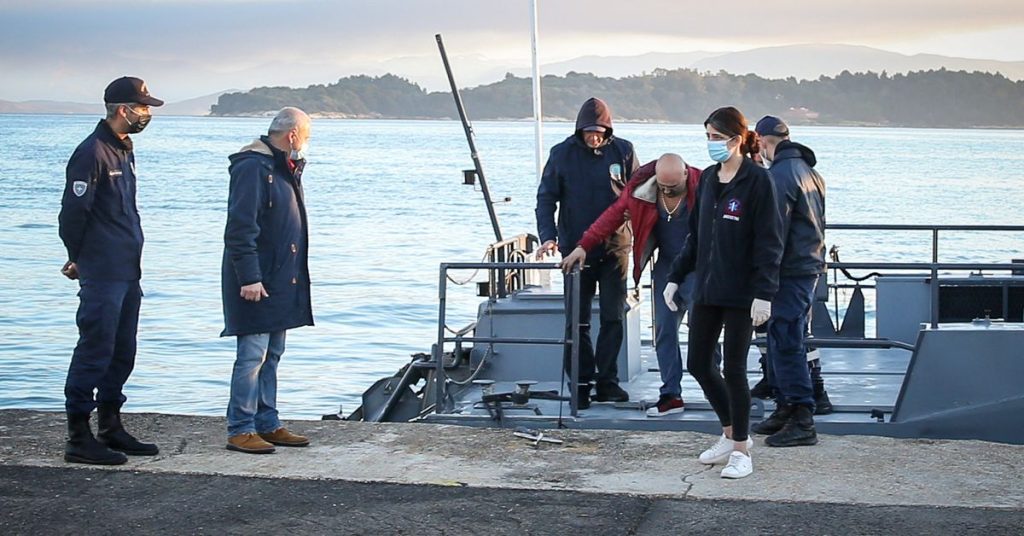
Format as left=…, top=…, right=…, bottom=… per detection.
left=484, top=234, right=540, bottom=299
left=826, top=224, right=1024, bottom=264
left=434, top=262, right=585, bottom=416
left=642, top=224, right=1024, bottom=343
left=824, top=224, right=1024, bottom=329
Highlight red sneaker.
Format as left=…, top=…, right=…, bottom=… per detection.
left=647, top=395, right=684, bottom=417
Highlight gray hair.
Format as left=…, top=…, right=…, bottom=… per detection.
left=105, top=103, right=125, bottom=119
left=268, top=107, right=311, bottom=135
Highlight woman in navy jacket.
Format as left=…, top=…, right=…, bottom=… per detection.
left=664, top=107, right=783, bottom=479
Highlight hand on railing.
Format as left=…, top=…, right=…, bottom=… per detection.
left=535, top=240, right=558, bottom=260
left=559, top=246, right=586, bottom=274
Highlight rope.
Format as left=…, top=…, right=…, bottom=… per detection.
left=829, top=245, right=881, bottom=282
left=443, top=322, right=476, bottom=336
left=447, top=346, right=492, bottom=386
left=446, top=247, right=492, bottom=286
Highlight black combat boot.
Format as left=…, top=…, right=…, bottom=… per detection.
left=594, top=382, right=629, bottom=403
left=65, top=412, right=127, bottom=465
left=751, top=402, right=793, bottom=435
left=97, top=403, right=159, bottom=456
left=810, top=362, right=834, bottom=415
left=749, top=356, right=776, bottom=400
left=575, top=384, right=592, bottom=410
left=765, top=404, right=819, bottom=447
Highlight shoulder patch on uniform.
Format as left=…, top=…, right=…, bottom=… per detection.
left=72, top=181, right=88, bottom=197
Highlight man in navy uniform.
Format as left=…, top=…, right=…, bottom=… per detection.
left=750, top=115, right=828, bottom=446
left=58, top=76, right=163, bottom=465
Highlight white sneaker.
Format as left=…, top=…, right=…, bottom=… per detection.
left=698, top=434, right=754, bottom=465
left=721, top=451, right=753, bottom=479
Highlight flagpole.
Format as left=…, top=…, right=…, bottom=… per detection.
left=530, top=0, right=543, bottom=183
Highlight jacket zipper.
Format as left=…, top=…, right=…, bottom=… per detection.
left=704, top=175, right=739, bottom=296
left=704, top=193, right=720, bottom=293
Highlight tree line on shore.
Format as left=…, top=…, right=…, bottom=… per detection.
left=210, top=68, right=1024, bottom=128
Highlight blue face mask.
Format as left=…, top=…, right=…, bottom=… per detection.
left=707, top=138, right=733, bottom=163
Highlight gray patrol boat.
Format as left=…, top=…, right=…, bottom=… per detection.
left=347, top=227, right=1024, bottom=445
left=346, top=36, right=1024, bottom=446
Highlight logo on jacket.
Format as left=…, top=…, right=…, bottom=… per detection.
left=606, top=163, right=622, bottom=192
left=72, top=181, right=88, bottom=197
left=609, top=163, right=622, bottom=180
left=724, top=198, right=742, bottom=221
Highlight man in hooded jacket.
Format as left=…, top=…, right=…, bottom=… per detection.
left=750, top=116, right=827, bottom=447
left=535, top=97, right=638, bottom=408
left=221, top=107, right=314, bottom=454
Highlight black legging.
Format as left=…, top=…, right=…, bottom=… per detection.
left=687, top=303, right=754, bottom=442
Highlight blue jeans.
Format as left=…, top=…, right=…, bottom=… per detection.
left=227, top=331, right=285, bottom=436
left=652, top=264, right=721, bottom=397
left=65, top=280, right=142, bottom=414
left=767, top=276, right=817, bottom=408
left=652, top=261, right=687, bottom=397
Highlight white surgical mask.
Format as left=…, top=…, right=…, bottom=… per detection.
left=290, top=141, right=309, bottom=161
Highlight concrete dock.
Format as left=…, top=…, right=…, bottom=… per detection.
left=1, top=409, right=1021, bottom=534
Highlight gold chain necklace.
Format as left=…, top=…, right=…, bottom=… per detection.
left=660, top=190, right=683, bottom=222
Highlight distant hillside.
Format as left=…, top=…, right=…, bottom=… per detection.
left=0, top=100, right=99, bottom=114
left=509, top=51, right=723, bottom=79
left=371, top=44, right=1024, bottom=92
left=0, top=91, right=233, bottom=116
left=690, top=44, right=1024, bottom=82
left=210, top=69, right=1024, bottom=128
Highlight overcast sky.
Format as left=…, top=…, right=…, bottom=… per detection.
left=2, top=0, right=1022, bottom=102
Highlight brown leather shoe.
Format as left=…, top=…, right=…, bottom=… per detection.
left=259, top=427, right=310, bottom=447
left=226, top=432, right=275, bottom=454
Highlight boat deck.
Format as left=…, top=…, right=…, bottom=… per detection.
left=422, top=342, right=914, bottom=433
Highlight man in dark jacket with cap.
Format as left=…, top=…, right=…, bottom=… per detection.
left=535, top=97, right=638, bottom=408
left=750, top=116, right=827, bottom=447
left=222, top=107, right=314, bottom=454
left=58, top=76, right=163, bottom=465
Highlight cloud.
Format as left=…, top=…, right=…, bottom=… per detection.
left=1, top=0, right=1022, bottom=101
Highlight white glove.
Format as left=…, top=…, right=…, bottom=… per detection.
left=751, top=298, right=771, bottom=327
left=663, top=282, right=680, bottom=312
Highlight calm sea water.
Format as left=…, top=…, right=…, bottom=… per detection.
left=1, top=115, right=1022, bottom=418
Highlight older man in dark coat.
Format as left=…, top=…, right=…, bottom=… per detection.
left=222, top=107, right=314, bottom=454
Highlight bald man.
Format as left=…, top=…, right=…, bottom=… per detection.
left=563, top=153, right=705, bottom=417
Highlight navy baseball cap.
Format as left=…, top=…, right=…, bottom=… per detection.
left=755, top=115, right=789, bottom=137
left=103, top=76, right=164, bottom=106
left=582, top=125, right=607, bottom=133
